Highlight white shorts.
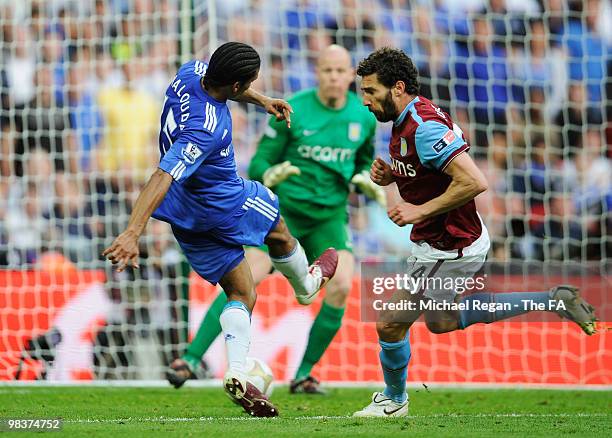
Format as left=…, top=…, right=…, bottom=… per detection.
left=406, top=221, right=490, bottom=302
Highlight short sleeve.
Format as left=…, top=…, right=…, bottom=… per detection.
left=414, top=120, right=468, bottom=171
left=159, top=128, right=214, bottom=184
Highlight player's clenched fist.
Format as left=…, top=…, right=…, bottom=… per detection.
left=387, top=202, right=426, bottom=226
left=370, top=157, right=394, bottom=186
left=263, top=160, right=301, bottom=188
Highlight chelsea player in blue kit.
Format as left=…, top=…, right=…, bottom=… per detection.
left=103, top=42, right=338, bottom=417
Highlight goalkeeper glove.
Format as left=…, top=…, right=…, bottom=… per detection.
left=262, top=161, right=301, bottom=188
left=351, top=171, right=387, bottom=208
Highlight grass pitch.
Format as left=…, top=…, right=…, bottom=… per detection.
left=0, top=386, right=609, bottom=437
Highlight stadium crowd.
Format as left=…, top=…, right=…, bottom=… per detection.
left=0, top=0, right=610, bottom=270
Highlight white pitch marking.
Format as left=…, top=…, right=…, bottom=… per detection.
left=62, top=413, right=608, bottom=424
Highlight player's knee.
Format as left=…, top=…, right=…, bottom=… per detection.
left=425, top=319, right=458, bottom=334
left=325, top=278, right=351, bottom=307
left=265, top=217, right=292, bottom=246
left=272, top=217, right=290, bottom=237
left=376, top=321, right=407, bottom=343
left=225, top=288, right=257, bottom=311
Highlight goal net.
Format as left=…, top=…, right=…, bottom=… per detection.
left=0, top=0, right=609, bottom=385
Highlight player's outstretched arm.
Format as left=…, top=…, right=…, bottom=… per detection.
left=233, top=88, right=293, bottom=128
left=387, top=152, right=487, bottom=226
left=102, top=169, right=173, bottom=272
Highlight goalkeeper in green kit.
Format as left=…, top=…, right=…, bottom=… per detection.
left=166, top=45, right=383, bottom=393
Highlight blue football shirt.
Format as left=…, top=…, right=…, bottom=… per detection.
left=152, top=60, right=248, bottom=232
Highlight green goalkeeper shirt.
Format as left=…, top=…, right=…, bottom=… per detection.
left=248, top=89, right=377, bottom=220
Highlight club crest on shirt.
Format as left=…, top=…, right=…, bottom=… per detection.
left=432, top=130, right=456, bottom=153
left=182, top=142, right=203, bottom=164
left=348, top=123, right=361, bottom=141
left=400, top=137, right=408, bottom=156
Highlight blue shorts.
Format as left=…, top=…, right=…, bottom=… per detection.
left=172, top=181, right=280, bottom=285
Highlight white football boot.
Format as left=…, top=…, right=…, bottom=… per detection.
left=353, top=392, right=409, bottom=418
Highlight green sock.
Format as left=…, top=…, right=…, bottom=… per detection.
left=182, top=290, right=227, bottom=370
left=295, top=302, right=345, bottom=380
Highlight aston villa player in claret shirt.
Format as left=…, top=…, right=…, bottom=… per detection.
left=352, top=47, right=597, bottom=418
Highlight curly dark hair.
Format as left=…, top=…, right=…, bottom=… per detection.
left=357, top=47, right=420, bottom=95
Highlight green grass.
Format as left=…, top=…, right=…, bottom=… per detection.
left=0, top=386, right=610, bottom=437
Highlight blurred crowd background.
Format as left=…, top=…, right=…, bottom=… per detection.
left=0, top=0, right=610, bottom=270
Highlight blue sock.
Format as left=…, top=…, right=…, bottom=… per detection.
left=379, top=332, right=411, bottom=404
left=458, top=292, right=550, bottom=329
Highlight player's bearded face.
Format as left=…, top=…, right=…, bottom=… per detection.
left=378, top=90, right=397, bottom=122
left=373, top=90, right=398, bottom=122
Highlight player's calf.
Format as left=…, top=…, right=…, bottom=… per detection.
left=424, top=321, right=458, bottom=334
left=221, top=289, right=257, bottom=312
left=264, top=217, right=294, bottom=257
left=218, top=260, right=258, bottom=311
left=424, top=307, right=461, bottom=334
left=376, top=321, right=411, bottom=343
left=376, top=293, right=424, bottom=342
